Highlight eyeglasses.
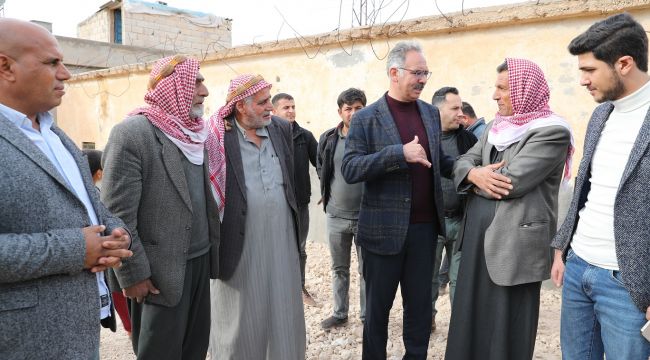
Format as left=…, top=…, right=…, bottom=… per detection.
left=398, top=67, right=432, bottom=79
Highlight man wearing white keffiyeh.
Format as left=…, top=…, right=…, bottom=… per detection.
left=102, top=55, right=221, bottom=359
left=445, top=58, right=574, bottom=360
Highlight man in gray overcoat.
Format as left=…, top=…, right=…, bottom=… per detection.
left=102, top=55, right=220, bottom=359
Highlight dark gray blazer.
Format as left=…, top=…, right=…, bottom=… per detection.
left=101, top=115, right=220, bottom=307
left=0, top=114, right=127, bottom=359
left=552, top=103, right=650, bottom=312
left=455, top=122, right=571, bottom=286
left=218, top=116, right=299, bottom=280
left=341, top=95, right=454, bottom=255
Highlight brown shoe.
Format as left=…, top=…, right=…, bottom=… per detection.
left=302, top=288, right=318, bottom=307
left=431, top=315, right=437, bottom=333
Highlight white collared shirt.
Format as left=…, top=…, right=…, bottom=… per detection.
left=0, top=102, right=111, bottom=319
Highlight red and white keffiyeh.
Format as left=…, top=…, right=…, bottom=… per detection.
left=129, top=56, right=207, bottom=164
left=488, top=58, right=575, bottom=181
left=206, top=74, right=272, bottom=218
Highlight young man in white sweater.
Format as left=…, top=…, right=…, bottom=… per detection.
left=551, top=13, right=650, bottom=359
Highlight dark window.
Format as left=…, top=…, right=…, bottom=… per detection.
left=113, top=9, right=122, bottom=44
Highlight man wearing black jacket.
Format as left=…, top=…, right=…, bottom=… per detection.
left=317, top=88, right=367, bottom=329
left=272, top=93, right=319, bottom=306
left=430, top=87, right=478, bottom=331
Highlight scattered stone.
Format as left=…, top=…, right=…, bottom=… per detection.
left=100, top=241, right=562, bottom=359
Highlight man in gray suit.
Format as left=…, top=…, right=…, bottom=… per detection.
left=552, top=13, right=650, bottom=358
left=207, top=74, right=306, bottom=359
left=102, top=55, right=220, bottom=359
left=446, top=58, right=572, bottom=360
left=0, top=19, right=132, bottom=359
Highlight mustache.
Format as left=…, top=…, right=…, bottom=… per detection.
left=413, top=83, right=425, bottom=91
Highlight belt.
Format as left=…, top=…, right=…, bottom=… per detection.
left=443, top=209, right=461, bottom=218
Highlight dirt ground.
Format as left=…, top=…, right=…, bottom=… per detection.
left=100, top=241, right=562, bottom=360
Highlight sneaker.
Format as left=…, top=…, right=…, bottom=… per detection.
left=302, top=288, right=318, bottom=307
left=431, top=315, right=437, bottom=333
left=321, top=316, right=348, bottom=330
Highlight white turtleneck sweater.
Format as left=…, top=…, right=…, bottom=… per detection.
left=571, top=80, right=650, bottom=270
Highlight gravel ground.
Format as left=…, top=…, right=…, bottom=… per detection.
left=100, top=241, right=562, bottom=360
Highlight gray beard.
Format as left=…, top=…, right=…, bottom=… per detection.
left=190, top=104, right=204, bottom=119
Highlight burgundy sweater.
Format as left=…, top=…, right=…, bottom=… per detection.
left=385, top=94, right=435, bottom=224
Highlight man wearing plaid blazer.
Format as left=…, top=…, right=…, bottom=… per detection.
left=341, top=41, right=453, bottom=360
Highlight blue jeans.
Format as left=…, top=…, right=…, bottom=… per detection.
left=561, top=249, right=650, bottom=359
left=326, top=214, right=366, bottom=320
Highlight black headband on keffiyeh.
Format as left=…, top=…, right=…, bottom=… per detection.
left=205, top=74, right=272, bottom=218
left=129, top=55, right=207, bottom=165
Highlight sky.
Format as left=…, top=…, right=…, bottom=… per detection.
left=3, top=0, right=526, bottom=46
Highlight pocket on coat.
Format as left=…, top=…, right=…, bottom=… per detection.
left=0, top=284, right=38, bottom=312
left=517, top=221, right=551, bottom=272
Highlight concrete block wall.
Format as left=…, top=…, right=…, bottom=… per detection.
left=77, top=9, right=112, bottom=43
left=122, top=11, right=231, bottom=54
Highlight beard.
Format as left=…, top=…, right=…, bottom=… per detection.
left=190, top=104, right=204, bottom=119
left=259, top=118, right=272, bottom=128
left=596, top=71, right=625, bottom=103
left=242, top=115, right=271, bottom=129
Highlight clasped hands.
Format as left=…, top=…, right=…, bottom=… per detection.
left=83, top=225, right=132, bottom=273
left=467, top=160, right=513, bottom=199
left=83, top=225, right=159, bottom=303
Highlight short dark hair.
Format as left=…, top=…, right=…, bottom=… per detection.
left=568, top=13, right=648, bottom=72
left=271, top=93, right=293, bottom=107
left=83, top=149, right=103, bottom=177
left=337, top=88, right=367, bottom=108
left=431, top=86, right=459, bottom=106
left=496, top=61, right=508, bottom=73
left=461, top=101, right=477, bottom=119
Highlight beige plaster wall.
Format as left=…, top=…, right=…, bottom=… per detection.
left=60, top=4, right=650, bottom=165
left=57, top=0, right=650, bottom=242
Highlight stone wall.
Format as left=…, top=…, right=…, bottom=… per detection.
left=121, top=10, right=231, bottom=54
left=77, top=9, right=112, bottom=43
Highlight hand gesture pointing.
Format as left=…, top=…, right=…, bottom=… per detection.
left=403, top=136, right=432, bottom=168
